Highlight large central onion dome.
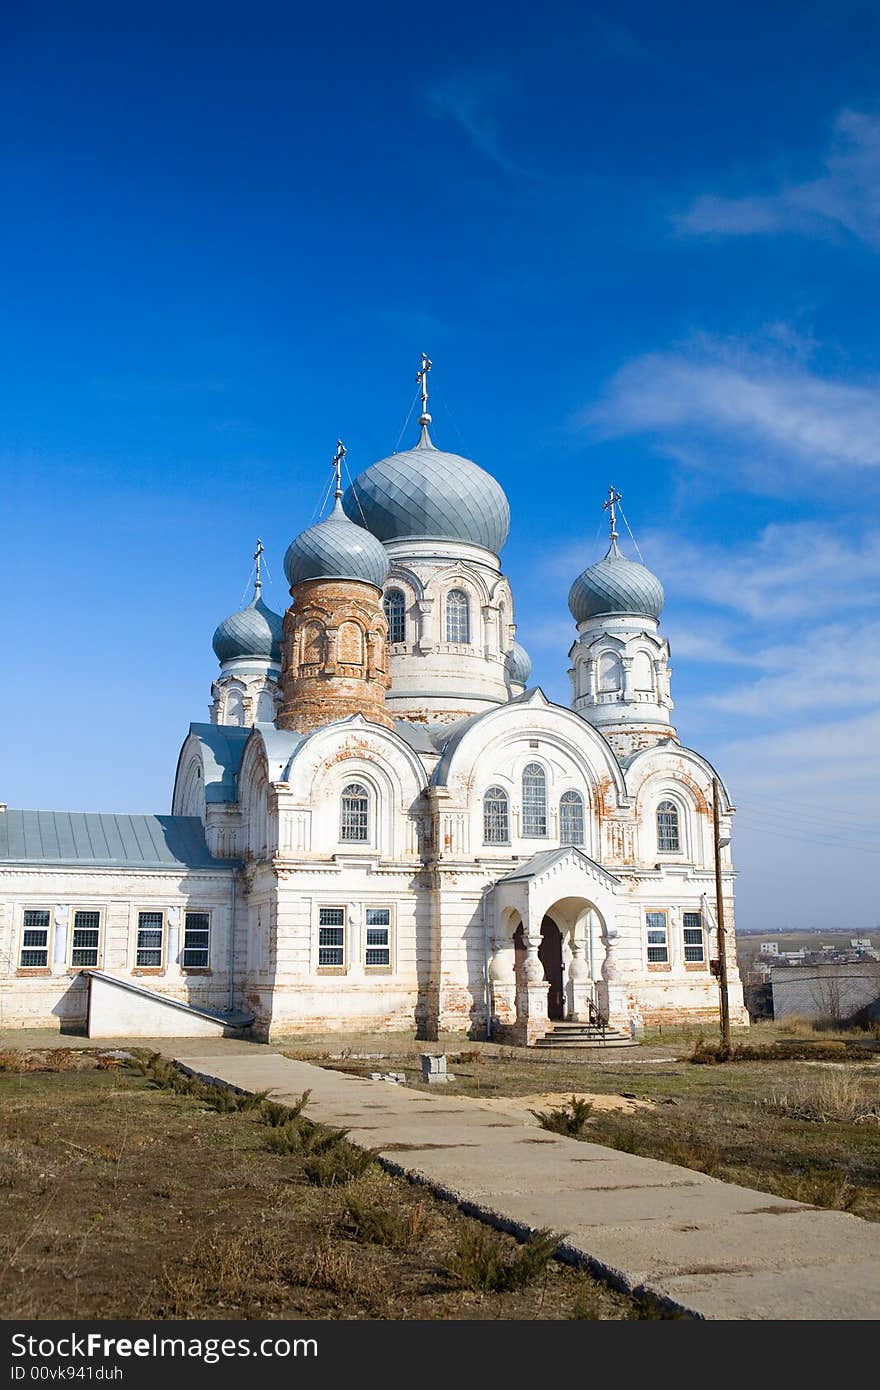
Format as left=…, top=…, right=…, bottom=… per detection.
left=284, top=497, right=390, bottom=590
left=341, top=424, right=510, bottom=554
left=212, top=593, right=283, bottom=664
left=568, top=538, right=664, bottom=624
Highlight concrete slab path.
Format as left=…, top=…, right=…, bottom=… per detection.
left=171, top=1045, right=880, bottom=1321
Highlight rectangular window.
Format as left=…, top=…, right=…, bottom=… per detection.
left=136, top=911, right=165, bottom=967
left=182, top=911, right=211, bottom=968
left=20, top=909, right=50, bottom=967
left=71, top=910, right=101, bottom=968
left=364, top=907, right=391, bottom=968
left=318, top=906, right=346, bottom=968
left=683, top=911, right=705, bottom=963
left=646, top=910, right=669, bottom=964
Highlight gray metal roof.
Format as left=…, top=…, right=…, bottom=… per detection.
left=568, top=539, right=664, bottom=624
left=212, top=595, right=283, bottom=664
left=0, top=809, right=237, bottom=870
left=284, top=497, right=389, bottom=589
left=497, top=846, right=621, bottom=887
left=186, top=722, right=250, bottom=804
left=342, top=425, right=510, bottom=554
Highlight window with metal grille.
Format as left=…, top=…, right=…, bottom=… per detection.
left=318, top=906, right=345, bottom=967
left=646, top=911, right=669, bottom=964
left=446, top=589, right=470, bottom=643
left=521, top=762, right=547, bottom=837
left=657, top=800, right=680, bottom=852
left=483, top=786, right=509, bottom=844
left=182, top=911, right=210, bottom=968
left=340, top=783, right=369, bottom=842
left=20, top=909, right=50, bottom=967
left=365, top=907, right=391, bottom=967
left=683, top=911, right=705, bottom=963
left=384, top=589, right=406, bottom=644
left=71, top=910, right=100, bottom=968
left=136, top=911, right=164, bottom=967
left=560, top=790, right=585, bottom=846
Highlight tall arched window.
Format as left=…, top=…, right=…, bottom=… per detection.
left=522, top=763, right=547, bottom=837
left=446, top=589, right=470, bottom=644
left=340, top=783, right=369, bottom=842
left=598, top=652, right=622, bottom=692
left=656, top=800, right=680, bottom=853
left=560, top=790, right=585, bottom=846
left=483, top=786, right=510, bottom=844
left=384, top=589, right=406, bottom=644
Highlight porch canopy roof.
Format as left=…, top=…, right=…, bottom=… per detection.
left=493, top=845, right=621, bottom=933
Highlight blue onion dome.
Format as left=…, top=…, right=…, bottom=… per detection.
left=568, top=539, right=664, bottom=624
left=284, top=497, right=390, bottom=590
left=341, top=424, right=510, bottom=554
left=505, top=642, right=532, bottom=684
left=212, top=593, right=283, bottom=664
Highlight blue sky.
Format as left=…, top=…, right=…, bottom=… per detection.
left=2, top=1, right=878, bottom=930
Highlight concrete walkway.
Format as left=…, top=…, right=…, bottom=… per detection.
left=172, top=1045, right=880, bottom=1320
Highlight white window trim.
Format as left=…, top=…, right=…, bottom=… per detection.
left=317, top=904, right=348, bottom=972
left=363, top=905, right=394, bottom=971
left=682, top=910, right=706, bottom=965
left=182, top=909, right=212, bottom=970
left=19, top=906, right=52, bottom=969
left=135, top=908, right=166, bottom=970
left=645, top=909, right=670, bottom=966
left=655, top=793, right=689, bottom=859
left=69, top=908, right=103, bottom=970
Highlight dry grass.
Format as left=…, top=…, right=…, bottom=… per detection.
left=757, top=1071, right=880, bottom=1125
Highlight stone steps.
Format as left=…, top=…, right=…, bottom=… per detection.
left=533, top=1020, right=637, bottom=1049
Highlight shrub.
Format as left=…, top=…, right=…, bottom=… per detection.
left=343, top=1197, right=430, bottom=1249
left=448, top=1226, right=559, bottom=1293
left=532, top=1096, right=593, bottom=1137
left=303, top=1141, right=376, bottom=1187
left=260, top=1092, right=311, bottom=1127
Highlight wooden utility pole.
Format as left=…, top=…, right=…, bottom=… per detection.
left=712, top=776, right=732, bottom=1057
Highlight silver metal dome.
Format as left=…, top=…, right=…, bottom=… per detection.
left=284, top=498, right=390, bottom=590
left=505, top=642, right=532, bottom=684
left=212, top=595, right=283, bottom=664
left=342, top=425, right=510, bottom=554
left=568, top=540, right=664, bottom=623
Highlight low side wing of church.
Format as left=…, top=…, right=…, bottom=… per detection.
left=0, top=372, right=748, bottom=1043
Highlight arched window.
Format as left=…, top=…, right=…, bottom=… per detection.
left=656, top=800, right=681, bottom=853
left=522, top=763, right=547, bottom=837
left=560, top=790, right=585, bottom=846
left=256, top=689, right=276, bottom=723
left=598, top=652, right=622, bottom=693
left=340, top=783, right=369, bottom=842
left=446, top=589, right=470, bottom=644
left=225, top=689, right=245, bottom=727
left=633, top=651, right=654, bottom=691
left=384, top=589, right=406, bottom=644
left=483, top=786, right=510, bottom=845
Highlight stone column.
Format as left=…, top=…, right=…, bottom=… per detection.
left=596, top=927, right=628, bottom=1028
left=515, top=906, right=549, bottom=1046
left=620, top=656, right=634, bottom=701
left=569, top=930, right=593, bottom=1022
left=489, top=934, right=517, bottom=1026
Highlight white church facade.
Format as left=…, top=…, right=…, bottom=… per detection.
left=0, top=364, right=747, bottom=1042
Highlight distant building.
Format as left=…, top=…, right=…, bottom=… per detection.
left=760, top=942, right=779, bottom=956
left=771, top=963, right=880, bottom=1023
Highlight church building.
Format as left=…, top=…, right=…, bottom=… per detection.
left=0, top=361, right=747, bottom=1042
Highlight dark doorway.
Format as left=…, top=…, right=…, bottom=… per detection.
left=539, top=917, right=564, bottom=1020
left=513, top=923, right=525, bottom=984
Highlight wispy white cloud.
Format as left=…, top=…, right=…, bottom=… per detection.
left=699, top=619, right=880, bottom=715
left=677, top=109, right=880, bottom=249
left=588, top=335, right=880, bottom=474
left=423, top=70, right=526, bottom=176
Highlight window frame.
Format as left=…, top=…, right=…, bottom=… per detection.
left=483, top=785, right=510, bottom=846
left=445, top=588, right=470, bottom=645
left=317, top=905, right=347, bottom=972
left=656, top=799, right=682, bottom=854
left=69, top=908, right=102, bottom=970
left=383, top=588, right=406, bottom=645
left=340, top=782, right=370, bottom=844
left=364, top=906, right=393, bottom=970
left=19, top=907, right=52, bottom=969
left=182, top=910, right=212, bottom=970
left=682, top=910, right=705, bottom=965
left=559, top=789, right=585, bottom=847
left=135, top=909, right=166, bottom=970
left=521, top=762, right=548, bottom=838
left=645, top=910, right=669, bottom=966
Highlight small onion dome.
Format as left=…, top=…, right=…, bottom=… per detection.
left=212, top=594, right=283, bottom=664
left=284, top=497, right=390, bottom=590
left=568, top=539, right=664, bottom=624
left=342, top=424, right=510, bottom=554
left=504, top=642, right=532, bottom=685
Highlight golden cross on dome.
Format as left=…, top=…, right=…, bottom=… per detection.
left=603, top=485, right=622, bottom=543
left=332, top=439, right=347, bottom=500
left=416, top=352, right=433, bottom=424
left=253, top=538, right=264, bottom=598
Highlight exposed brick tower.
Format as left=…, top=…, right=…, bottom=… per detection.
left=277, top=443, right=394, bottom=734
